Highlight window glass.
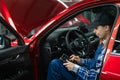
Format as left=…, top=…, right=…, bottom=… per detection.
left=0, top=22, right=16, bottom=49
left=112, top=26, right=120, bottom=54
left=59, top=5, right=116, bottom=32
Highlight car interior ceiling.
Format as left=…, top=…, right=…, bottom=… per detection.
left=38, top=5, right=117, bottom=80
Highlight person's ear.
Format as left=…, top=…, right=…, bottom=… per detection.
left=105, top=25, right=110, bottom=31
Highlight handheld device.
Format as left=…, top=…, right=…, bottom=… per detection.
left=60, top=54, right=69, bottom=63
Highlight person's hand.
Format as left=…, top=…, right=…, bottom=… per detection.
left=69, top=54, right=81, bottom=63
left=63, top=60, right=75, bottom=71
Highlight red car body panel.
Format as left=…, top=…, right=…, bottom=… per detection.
left=101, top=55, right=120, bottom=80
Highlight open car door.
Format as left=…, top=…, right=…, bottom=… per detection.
left=0, top=17, right=33, bottom=80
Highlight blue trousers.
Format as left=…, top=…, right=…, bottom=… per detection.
left=47, top=59, right=78, bottom=80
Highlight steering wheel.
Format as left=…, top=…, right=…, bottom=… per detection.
left=65, top=30, right=90, bottom=57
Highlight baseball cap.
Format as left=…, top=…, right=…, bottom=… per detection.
left=90, top=12, right=114, bottom=28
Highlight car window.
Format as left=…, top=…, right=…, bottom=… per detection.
left=112, top=26, right=120, bottom=54
left=59, top=5, right=116, bottom=33
left=0, top=22, right=17, bottom=49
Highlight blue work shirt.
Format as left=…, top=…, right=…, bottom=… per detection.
left=72, top=42, right=105, bottom=80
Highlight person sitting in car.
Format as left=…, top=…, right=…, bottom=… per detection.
left=47, top=12, right=114, bottom=80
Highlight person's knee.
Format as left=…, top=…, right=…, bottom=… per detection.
left=50, top=59, right=62, bottom=67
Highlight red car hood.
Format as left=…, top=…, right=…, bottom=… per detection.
left=1, top=0, right=67, bottom=36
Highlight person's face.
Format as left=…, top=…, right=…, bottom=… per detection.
left=93, top=25, right=109, bottom=39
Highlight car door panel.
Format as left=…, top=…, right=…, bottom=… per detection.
left=0, top=15, right=33, bottom=80
left=0, top=46, right=33, bottom=80
left=0, top=46, right=27, bottom=60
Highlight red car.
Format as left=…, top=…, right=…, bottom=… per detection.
left=0, top=0, right=120, bottom=80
